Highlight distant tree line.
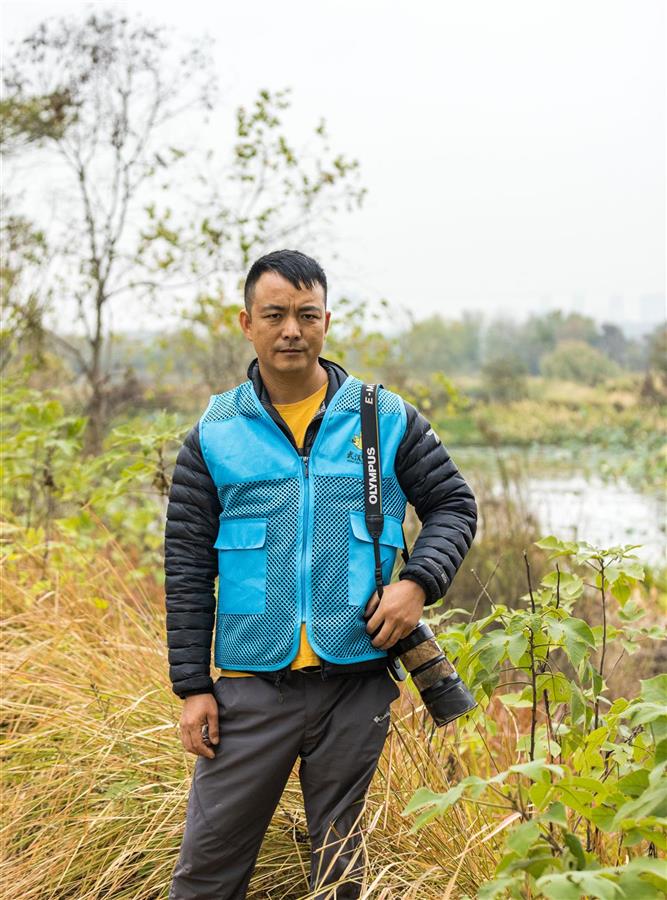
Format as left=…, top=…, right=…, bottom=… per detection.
left=396, top=309, right=659, bottom=378
left=28, top=305, right=664, bottom=403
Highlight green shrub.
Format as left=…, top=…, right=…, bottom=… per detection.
left=541, top=341, right=622, bottom=387
left=404, top=536, right=667, bottom=898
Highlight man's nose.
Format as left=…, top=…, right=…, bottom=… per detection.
left=281, top=315, right=302, bottom=339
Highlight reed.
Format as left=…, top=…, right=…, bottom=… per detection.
left=2, top=528, right=500, bottom=899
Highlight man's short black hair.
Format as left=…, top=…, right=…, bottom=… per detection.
left=243, top=249, right=327, bottom=313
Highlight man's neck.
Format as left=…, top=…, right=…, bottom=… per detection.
left=258, top=359, right=329, bottom=405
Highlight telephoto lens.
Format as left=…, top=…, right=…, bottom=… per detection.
left=386, top=622, right=477, bottom=726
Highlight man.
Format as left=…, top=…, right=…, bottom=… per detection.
left=165, top=249, right=477, bottom=899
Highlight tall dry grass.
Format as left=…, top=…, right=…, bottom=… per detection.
left=1, top=528, right=506, bottom=899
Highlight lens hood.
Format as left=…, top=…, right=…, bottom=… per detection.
left=421, top=673, right=478, bottom=726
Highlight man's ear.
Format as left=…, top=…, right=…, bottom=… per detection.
left=239, top=308, right=253, bottom=340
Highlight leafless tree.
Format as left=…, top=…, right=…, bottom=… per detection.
left=3, top=10, right=216, bottom=451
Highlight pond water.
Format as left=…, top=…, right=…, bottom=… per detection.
left=517, top=473, right=665, bottom=566
left=456, top=446, right=666, bottom=568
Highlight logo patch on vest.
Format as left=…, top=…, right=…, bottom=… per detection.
left=347, top=432, right=363, bottom=464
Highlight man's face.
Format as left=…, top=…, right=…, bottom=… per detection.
left=239, top=271, right=331, bottom=375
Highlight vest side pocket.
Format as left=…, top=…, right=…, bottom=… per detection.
left=214, top=517, right=268, bottom=615
left=347, top=510, right=405, bottom=606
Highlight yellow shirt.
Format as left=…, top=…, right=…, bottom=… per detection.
left=218, top=379, right=328, bottom=678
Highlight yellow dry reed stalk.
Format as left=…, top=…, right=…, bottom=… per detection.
left=1, top=531, right=499, bottom=899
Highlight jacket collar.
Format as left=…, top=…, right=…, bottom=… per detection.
left=246, top=355, right=349, bottom=412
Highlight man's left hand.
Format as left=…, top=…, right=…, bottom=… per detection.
left=363, top=579, right=427, bottom=649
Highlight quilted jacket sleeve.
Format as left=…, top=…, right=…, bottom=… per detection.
left=164, top=421, right=222, bottom=699
left=394, top=400, right=478, bottom=606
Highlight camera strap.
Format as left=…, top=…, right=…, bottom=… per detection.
left=360, top=383, right=410, bottom=603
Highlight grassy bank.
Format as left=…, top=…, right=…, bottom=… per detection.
left=430, top=376, right=666, bottom=493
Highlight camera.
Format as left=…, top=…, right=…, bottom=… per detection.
left=377, top=621, right=477, bottom=727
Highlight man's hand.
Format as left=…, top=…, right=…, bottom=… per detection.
left=180, top=693, right=219, bottom=758
left=363, top=579, right=427, bottom=649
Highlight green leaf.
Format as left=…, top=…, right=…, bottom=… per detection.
left=541, top=570, right=584, bottom=601
left=529, top=779, right=552, bottom=809
left=655, top=739, right=667, bottom=766
left=537, top=871, right=624, bottom=900
left=474, top=630, right=507, bottom=672
left=589, top=804, right=616, bottom=832
left=534, top=535, right=579, bottom=558
left=507, top=631, right=529, bottom=666
left=506, top=819, right=540, bottom=855
left=401, top=786, right=443, bottom=815
left=617, top=768, right=650, bottom=799
left=611, top=787, right=667, bottom=829
left=616, top=599, right=646, bottom=622
left=618, top=859, right=663, bottom=892
left=401, top=782, right=467, bottom=832
left=462, top=775, right=489, bottom=799
left=610, top=573, right=632, bottom=605
left=585, top=726, right=609, bottom=751
left=539, top=859, right=667, bottom=900
left=477, top=876, right=524, bottom=900
left=537, top=672, right=572, bottom=705
left=594, top=681, right=608, bottom=709
left=563, top=832, right=586, bottom=870
left=556, top=785, right=595, bottom=819
left=498, top=693, right=534, bottom=709
left=628, top=702, right=667, bottom=728
left=617, top=559, right=645, bottom=580
left=617, top=869, right=662, bottom=900
left=641, top=624, right=667, bottom=640
left=640, top=674, right=667, bottom=705
left=541, top=801, right=568, bottom=828
left=647, top=830, right=667, bottom=852
left=561, top=617, right=596, bottom=666
left=607, top=697, right=630, bottom=717
left=570, top=684, right=588, bottom=726
left=535, top=877, right=581, bottom=900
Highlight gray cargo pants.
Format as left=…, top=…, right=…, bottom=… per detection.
left=169, top=666, right=401, bottom=900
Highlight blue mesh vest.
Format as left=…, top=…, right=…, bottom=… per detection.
left=199, top=374, right=409, bottom=670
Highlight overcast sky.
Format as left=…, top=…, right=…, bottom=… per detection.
left=2, top=0, right=665, bottom=333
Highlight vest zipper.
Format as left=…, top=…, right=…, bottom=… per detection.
left=301, top=454, right=309, bottom=624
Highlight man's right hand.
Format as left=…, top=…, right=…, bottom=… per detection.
left=179, top=693, right=219, bottom=758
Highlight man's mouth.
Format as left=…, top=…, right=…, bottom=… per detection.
left=279, top=349, right=303, bottom=353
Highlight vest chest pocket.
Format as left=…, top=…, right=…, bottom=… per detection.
left=348, top=510, right=406, bottom=607
left=214, top=517, right=268, bottom=615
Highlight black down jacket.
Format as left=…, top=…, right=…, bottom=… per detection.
left=164, top=356, right=478, bottom=698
